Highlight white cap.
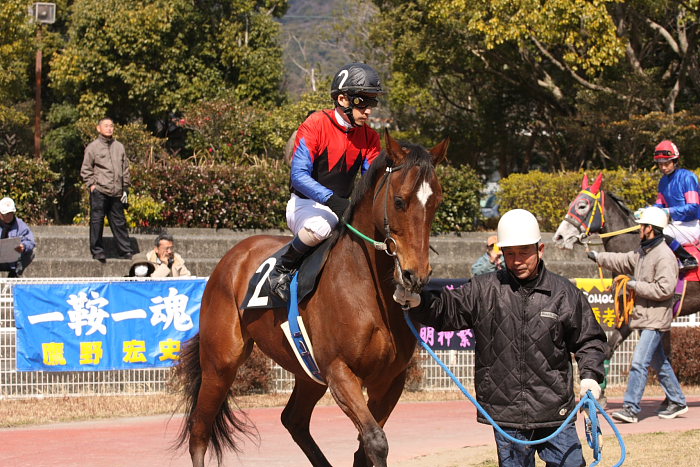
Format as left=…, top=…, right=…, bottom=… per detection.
left=636, top=206, right=668, bottom=230
left=497, top=209, right=541, bottom=247
left=0, top=197, right=16, bottom=215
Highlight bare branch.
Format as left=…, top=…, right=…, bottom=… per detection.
left=645, top=18, right=680, bottom=55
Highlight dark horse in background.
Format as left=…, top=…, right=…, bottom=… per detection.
left=552, top=174, right=700, bottom=382
left=174, top=131, right=449, bottom=467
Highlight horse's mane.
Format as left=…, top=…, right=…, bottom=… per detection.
left=607, top=191, right=634, bottom=218
left=327, top=141, right=436, bottom=248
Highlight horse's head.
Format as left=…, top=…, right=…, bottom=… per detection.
left=553, top=173, right=605, bottom=249
left=349, top=130, right=448, bottom=293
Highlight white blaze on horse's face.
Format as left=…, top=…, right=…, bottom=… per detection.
left=416, top=181, right=433, bottom=208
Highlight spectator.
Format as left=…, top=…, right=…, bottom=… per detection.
left=395, top=209, right=606, bottom=466
left=127, top=253, right=155, bottom=278
left=588, top=206, right=687, bottom=423
left=146, top=233, right=192, bottom=278
left=0, top=197, right=35, bottom=278
left=471, top=234, right=503, bottom=276
left=80, top=117, right=133, bottom=263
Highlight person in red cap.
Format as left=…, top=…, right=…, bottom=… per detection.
left=471, top=234, right=503, bottom=276
left=652, top=140, right=699, bottom=270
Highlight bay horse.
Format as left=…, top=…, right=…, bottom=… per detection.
left=174, top=131, right=449, bottom=467
left=552, top=173, right=700, bottom=367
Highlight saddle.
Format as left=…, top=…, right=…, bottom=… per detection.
left=242, top=235, right=336, bottom=310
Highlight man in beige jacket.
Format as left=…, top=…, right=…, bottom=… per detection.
left=80, top=118, right=132, bottom=262
left=146, top=233, right=192, bottom=278
left=588, top=206, right=687, bottom=423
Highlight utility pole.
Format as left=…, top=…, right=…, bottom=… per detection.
left=34, top=25, right=43, bottom=159
left=31, top=3, right=56, bottom=160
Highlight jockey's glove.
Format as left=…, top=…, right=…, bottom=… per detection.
left=120, top=191, right=128, bottom=204
left=627, top=280, right=637, bottom=290
left=579, top=378, right=602, bottom=400
left=586, top=251, right=598, bottom=263
left=633, top=208, right=643, bottom=220
left=326, top=194, right=350, bottom=219
left=392, top=284, right=421, bottom=309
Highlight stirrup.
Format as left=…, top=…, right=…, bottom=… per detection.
left=679, top=257, right=698, bottom=272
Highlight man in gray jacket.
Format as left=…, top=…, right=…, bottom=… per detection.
left=395, top=209, right=606, bottom=467
left=81, top=118, right=132, bottom=262
left=588, top=206, right=687, bottom=423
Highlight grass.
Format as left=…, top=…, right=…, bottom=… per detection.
left=396, top=429, right=700, bottom=466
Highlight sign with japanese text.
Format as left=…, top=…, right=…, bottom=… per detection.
left=575, top=278, right=616, bottom=331
left=13, top=279, right=206, bottom=371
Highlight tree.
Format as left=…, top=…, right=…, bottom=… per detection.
left=49, top=0, right=288, bottom=125
left=370, top=0, right=700, bottom=173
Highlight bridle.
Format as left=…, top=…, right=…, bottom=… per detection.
left=345, top=160, right=434, bottom=289
left=564, top=188, right=606, bottom=242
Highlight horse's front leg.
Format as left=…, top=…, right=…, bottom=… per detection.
left=352, top=370, right=408, bottom=466
left=327, top=362, right=388, bottom=467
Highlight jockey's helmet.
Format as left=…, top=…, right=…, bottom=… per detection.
left=497, top=209, right=541, bottom=247
left=330, top=63, right=384, bottom=102
left=654, top=140, right=680, bottom=161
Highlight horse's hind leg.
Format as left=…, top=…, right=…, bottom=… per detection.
left=189, top=329, right=253, bottom=467
left=353, top=371, right=408, bottom=466
left=327, top=364, right=390, bottom=467
left=280, top=377, right=330, bottom=466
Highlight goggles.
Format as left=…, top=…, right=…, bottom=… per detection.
left=349, top=95, right=378, bottom=109
left=654, top=150, right=678, bottom=158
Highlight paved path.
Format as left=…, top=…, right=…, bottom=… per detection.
left=1, top=397, right=698, bottom=466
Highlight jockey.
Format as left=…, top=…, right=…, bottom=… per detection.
left=653, top=140, right=700, bottom=271
left=268, top=63, right=384, bottom=301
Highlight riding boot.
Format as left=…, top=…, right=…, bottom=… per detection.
left=268, top=235, right=312, bottom=302
left=665, top=235, right=698, bottom=271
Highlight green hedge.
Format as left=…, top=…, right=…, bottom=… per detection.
left=0, top=156, right=61, bottom=224
left=72, top=157, right=484, bottom=232
left=499, top=169, right=662, bottom=232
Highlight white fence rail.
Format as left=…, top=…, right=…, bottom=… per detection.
left=1, top=278, right=697, bottom=398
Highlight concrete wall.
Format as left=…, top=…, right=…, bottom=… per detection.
left=23, top=226, right=600, bottom=280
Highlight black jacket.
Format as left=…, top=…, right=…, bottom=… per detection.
left=412, top=262, right=606, bottom=429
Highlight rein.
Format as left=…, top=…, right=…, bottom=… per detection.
left=345, top=164, right=406, bottom=281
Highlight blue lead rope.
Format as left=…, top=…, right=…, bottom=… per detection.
left=402, top=310, right=627, bottom=466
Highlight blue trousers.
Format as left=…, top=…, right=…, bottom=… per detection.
left=493, top=420, right=584, bottom=467
left=623, top=329, right=686, bottom=414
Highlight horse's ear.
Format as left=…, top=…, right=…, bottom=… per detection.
left=384, top=129, right=407, bottom=165
left=590, top=173, right=604, bottom=194
left=430, top=137, right=450, bottom=166
left=582, top=174, right=589, bottom=190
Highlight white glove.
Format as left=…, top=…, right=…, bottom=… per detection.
left=579, top=378, right=601, bottom=400
left=633, top=208, right=643, bottom=220
left=627, top=280, right=637, bottom=290
left=392, top=285, right=421, bottom=308
left=121, top=191, right=128, bottom=204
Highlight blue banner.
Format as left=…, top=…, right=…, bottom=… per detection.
left=13, top=279, right=206, bottom=371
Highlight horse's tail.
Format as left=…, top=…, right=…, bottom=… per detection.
left=173, top=334, right=257, bottom=464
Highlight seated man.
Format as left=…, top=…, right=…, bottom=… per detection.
left=146, top=233, right=192, bottom=278
left=0, top=197, right=35, bottom=277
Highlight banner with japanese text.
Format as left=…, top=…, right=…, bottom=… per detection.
left=574, top=278, right=616, bottom=331
left=13, top=279, right=206, bottom=371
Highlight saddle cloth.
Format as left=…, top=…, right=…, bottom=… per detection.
left=242, top=235, right=336, bottom=310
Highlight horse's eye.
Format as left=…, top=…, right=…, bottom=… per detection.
left=394, top=196, right=406, bottom=211
left=575, top=200, right=590, bottom=213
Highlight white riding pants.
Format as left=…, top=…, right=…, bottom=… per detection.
left=286, top=194, right=339, bottom=246
left=664, top=219, right=700, bottom=245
